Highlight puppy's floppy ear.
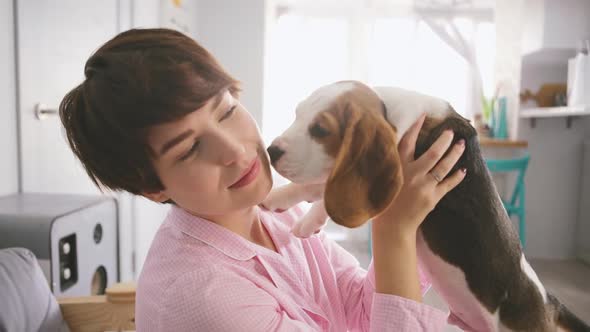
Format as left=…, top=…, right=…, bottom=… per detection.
left=324, top=102, right=403, bottom=228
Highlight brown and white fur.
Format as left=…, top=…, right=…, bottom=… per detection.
left=262, top=81, right=590, bottom=332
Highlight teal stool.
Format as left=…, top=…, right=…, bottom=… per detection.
left=485, top=154, right=530, bottom=248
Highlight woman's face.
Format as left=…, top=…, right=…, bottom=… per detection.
left=144, top=89, right=273, bottom=217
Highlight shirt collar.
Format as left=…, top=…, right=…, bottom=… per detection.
left=168, top=205, right=258, bottom=261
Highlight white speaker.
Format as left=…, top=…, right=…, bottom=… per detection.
left=0, top=193, right=119, bottom=296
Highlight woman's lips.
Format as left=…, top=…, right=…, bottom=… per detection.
left=229, top=157, right=260, bottom=189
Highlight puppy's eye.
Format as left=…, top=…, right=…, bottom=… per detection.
left=309, top=123, right=330, bottom=138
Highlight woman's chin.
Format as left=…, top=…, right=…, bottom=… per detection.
left=245, top=171, right=273, bottom=208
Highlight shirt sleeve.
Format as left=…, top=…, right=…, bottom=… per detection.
left=371, top=293, right=448, bottom=332
left=317, top=228, right=447, bottom=331
left=156, top=267, right=321, bottom=332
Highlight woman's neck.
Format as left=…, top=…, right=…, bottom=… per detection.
left=191, top=206, right=278, bottom=253
left=209, top=206, right=258, bottom=237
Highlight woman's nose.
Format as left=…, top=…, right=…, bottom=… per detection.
left=214, top=131, right=247, bottom=166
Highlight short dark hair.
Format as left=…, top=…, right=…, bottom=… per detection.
left=59, top=28, right=240, bottom=195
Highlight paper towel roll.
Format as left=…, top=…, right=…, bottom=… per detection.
left=568, top=52, right=590, bottom=107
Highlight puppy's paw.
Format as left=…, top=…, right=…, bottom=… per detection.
left=260, top=192, right=293, bottom=212
left=301, top=183, right=325, bottom=203
left=291, top=222, right=318, bottom=238
left=291, top=215, right=327, bottom=238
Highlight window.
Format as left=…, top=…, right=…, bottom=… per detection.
left=263, top=4, right=495, bottom=145
left=263, top=14, right=350, bottom=144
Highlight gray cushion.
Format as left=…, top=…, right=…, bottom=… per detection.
left=0, top=247, right=69, bottom=332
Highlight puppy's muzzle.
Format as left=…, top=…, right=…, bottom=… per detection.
left=267, top=145, right=285, bottom=165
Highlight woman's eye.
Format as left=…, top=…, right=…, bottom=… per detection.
left=220, top=105, right=236, bottom=121
left=179, top=141, right=200, bottom=161
left=309, top=123, right=330, bottom=138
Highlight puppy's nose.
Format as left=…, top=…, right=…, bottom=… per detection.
left=267, top=145, right=285, bottom=165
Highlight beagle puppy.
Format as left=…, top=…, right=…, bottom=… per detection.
left=262, top=81, right=589, bottom=332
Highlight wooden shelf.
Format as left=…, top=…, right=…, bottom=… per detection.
left=479, top=137, right=528, bottom=148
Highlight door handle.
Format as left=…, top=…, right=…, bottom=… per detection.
left=35, top=103, right=58, bottom=120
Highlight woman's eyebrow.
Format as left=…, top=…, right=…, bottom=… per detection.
left=158, top=90, right=228, bottom=157
left=159, top=129, right=194, bottom=157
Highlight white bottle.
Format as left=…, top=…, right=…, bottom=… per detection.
left=567, top=40, right=589, bottom=107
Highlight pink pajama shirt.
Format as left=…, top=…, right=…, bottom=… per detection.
left=135, top=204, right=447, bottom=331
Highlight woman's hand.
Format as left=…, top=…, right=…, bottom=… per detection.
left=373, top=113, right=467, bottom=234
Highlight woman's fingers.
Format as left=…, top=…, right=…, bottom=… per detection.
left=436, top=168, right=467, bottom=196
left=428, top=139, right=466, bottom=181
left=398, top=113, right=426, bottom=163
left=415, top=129, right=455, bottom=173
left=432, top=138, right=467, bottom=195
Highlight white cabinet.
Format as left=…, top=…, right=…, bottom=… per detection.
left=522, top=0, right=590, bottom=56
left=577, top=140, right=590, bottom=264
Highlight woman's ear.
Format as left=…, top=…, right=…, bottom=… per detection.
left=324, top=102, right=403, bottom=228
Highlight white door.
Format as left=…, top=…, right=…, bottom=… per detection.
left=16, top=0, right=197, bottom=281
left=15, top=0, right=139, bottom=280
left=16, top=0, right=118, bottom=194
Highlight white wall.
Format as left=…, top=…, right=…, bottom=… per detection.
left=522, top=0, right=590, bottom=54
left=195, top=0, right=269, bottom=126
left=0, top=0, right=19, bottom=196
left=494, top=0, right=590, bottom=259
left=519, top=116, right=590, bottom=259
left=542, top=0, right=590, bottom=51
left=519, top=63, right=590, bottom=258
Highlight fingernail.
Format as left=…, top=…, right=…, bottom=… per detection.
left=445, top=130, right=454, bottom=137
left=461, top=168, right=467, bottom=174
left=457, top=139, right=465, bottom=146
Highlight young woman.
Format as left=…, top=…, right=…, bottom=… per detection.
left=60, top=28, right=466, bottom=331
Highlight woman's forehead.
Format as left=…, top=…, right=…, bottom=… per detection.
left=154, top=90, right=232, bottom=130
left=145, top=90, right=232, bottom=152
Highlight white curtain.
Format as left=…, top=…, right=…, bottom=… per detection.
left=420, top=12, right=484, bottom=118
